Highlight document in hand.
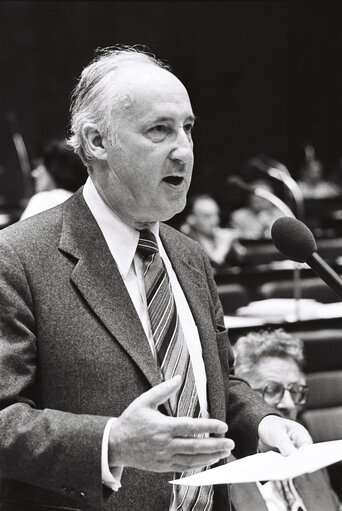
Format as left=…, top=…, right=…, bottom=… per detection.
left=171, top=440, right=342, bottom=486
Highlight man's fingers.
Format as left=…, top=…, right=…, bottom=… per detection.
left=274, top=419, right=313, bottom=455
left=172, top=417, right=228, bottom=437
left=288, top=423, right=313, bottom=450
left=138, top=375, right=182, bottom=409
left=258, top=416, right=313, bottom=457
left=171, top=452, right=228, bottom=471
left=171, top=437, right=234, bottom=455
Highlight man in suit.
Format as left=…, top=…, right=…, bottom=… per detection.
left=0, top=46, right=311, bottom=511
left=230, top=329, right=341, bottom=511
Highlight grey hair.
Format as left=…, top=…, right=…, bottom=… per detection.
left=233, top=328, right=305, bottom=378
left=67, top=45, right=171, bottom=166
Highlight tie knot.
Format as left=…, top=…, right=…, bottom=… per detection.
left=137, top=229, right=159, bottom=258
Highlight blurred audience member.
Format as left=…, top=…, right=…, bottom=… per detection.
left=230, top=180, right=283, bottom=239
left=21, top=139, right=87, bottom=220
left=297, top=144, right=341, bottom=199
left=230, top=328, right=341, bottom=511
left=180, top=194, right=247, bottom=268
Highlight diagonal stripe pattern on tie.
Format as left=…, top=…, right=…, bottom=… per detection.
left=137, top=229, right=214, bottom=511
left=277, top=480, right=306, bottom=511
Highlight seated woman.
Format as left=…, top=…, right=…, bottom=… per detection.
left=230, top=328, right=341, bottom=511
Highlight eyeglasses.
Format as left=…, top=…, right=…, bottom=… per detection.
left=253, top=381, right=309, bottom=406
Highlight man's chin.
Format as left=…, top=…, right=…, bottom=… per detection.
left=138, top=198, right=187, bottom=226
left=160, top=202, right=187, bottom=222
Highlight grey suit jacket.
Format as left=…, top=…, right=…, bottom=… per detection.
left=230, top=470, right=341, bottom=511
left=0, top=189, right=275, bottom=511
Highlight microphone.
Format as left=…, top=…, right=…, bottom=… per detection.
left=272, top=216, right=342, bottom=300
left=226, top=175, right=295, bottom=218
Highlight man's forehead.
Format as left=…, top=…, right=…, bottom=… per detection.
left=121, top=93, right=193, bottom=128
left=115, top=64, right=192, bottom=109
left=253, top=357, right=305, bottom=382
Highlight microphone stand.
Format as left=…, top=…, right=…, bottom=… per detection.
left=266, top=166, right=305, bottom=222
left=253, top=187, right=302, bottom=320
left=264, top=166, right=306, bottom=319
left=253, top=187, right=295, bottom=218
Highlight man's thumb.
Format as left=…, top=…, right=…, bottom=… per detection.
left=140, top=375, right=182, bottom=409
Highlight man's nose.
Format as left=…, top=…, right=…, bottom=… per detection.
left=277, top=389, right=297, bottom=411
left=170, top=128, right=193, bottom=163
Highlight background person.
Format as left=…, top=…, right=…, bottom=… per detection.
left=0, top=46, right=311, bottom=511
left=180, top=194, right=247, bottom=268
left=297, top=143, right=341, bottom=199
left=230, top=328, right=341, bottom=511
left=229, top=179, right=283, bottom=239
left=20, top=138, right=88, bottom=219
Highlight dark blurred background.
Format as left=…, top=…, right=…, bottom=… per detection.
left=1, top=2, right=342, bottom=495
left=0, top=0, right=341, bottom=213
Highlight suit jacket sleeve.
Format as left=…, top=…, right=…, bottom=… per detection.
left=0, top=239, right=109, bottom=510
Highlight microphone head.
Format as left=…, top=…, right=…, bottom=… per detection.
left=271, top=217, right=317, bottom=263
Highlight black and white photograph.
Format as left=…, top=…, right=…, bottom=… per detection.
left=0, top=1, right=341, bottom=510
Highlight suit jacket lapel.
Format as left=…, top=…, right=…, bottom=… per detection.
left=58, top=190, right=163, bottom=390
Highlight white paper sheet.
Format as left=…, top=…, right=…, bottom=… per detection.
left=171, top=440, right=342, bottom=486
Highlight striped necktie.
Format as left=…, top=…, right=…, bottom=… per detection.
left=278, top=480, right=306, bottom=511
left=137, top=229, right=214, bottom=511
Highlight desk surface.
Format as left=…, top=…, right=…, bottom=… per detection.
left=225, top=299, right=342, bottom=341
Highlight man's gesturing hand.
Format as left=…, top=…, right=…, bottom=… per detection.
left=258, top=415, right=313, bottom=456
left=108, top=375, right=234, bottom=472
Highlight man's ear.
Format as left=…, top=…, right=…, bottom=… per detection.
left=82, top=124, right=108, bottom=161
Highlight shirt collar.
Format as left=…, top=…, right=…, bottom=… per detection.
left=83, top=177, right=160, bottom=279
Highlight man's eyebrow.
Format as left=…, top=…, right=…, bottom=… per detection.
left=147, top=114, right=197, bottom=123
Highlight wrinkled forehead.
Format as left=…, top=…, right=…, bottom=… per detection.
left=251, top=356, right=305, bottom=385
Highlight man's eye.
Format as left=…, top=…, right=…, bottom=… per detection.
left=148, top=125, right=170, bottom=141
left=153, top=125, right=169, bottom=133
left=184, top=123, right=194, bottom=134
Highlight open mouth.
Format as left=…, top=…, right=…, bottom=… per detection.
left=163, top=176, right=184, bottom=186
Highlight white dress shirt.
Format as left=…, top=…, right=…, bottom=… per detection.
left=82, top=178, right=209, bottom=498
